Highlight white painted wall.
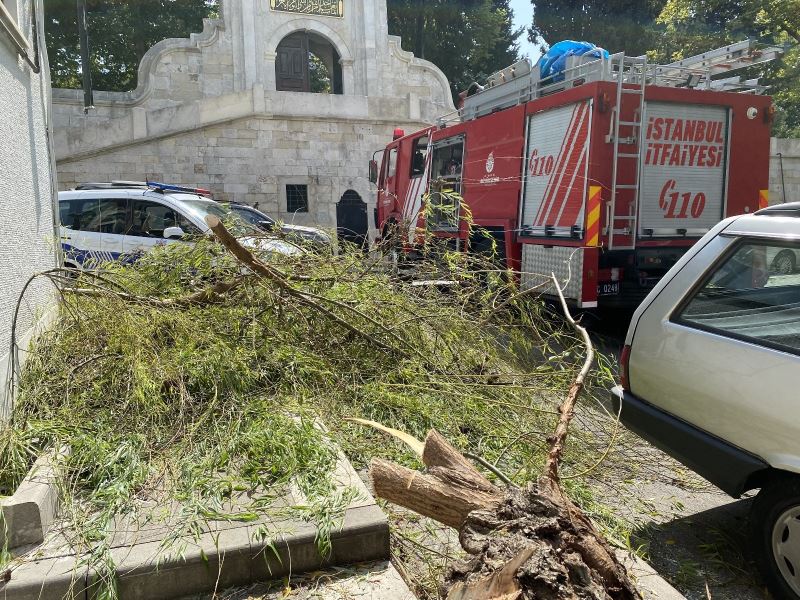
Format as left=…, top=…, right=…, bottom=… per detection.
left=0, top=0, right=58, bottom=417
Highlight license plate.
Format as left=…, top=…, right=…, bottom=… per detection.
left=598, top=281, right=620, bottom=296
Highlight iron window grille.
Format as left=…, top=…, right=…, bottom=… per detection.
left=286, top=184, right=309, bottom=213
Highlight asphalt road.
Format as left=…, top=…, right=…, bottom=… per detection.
left=587, top=309, right=771, bottom=600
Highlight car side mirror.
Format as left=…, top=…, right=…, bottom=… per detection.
left=258, top=220, right=275, bottom=231
left=163, top=226, right=186, bottom=240
left=368, top=160, right=379, bottom=184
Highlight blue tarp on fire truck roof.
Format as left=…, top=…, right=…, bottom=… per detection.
left=539, top=40, right=609, bottom=82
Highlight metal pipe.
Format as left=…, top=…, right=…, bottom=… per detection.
left=77, top=0, right=94, bottom=113
left=778, top=152, right=786, bottom=204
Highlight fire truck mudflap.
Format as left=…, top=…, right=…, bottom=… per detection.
left=519, top=99, right=596, bottom=307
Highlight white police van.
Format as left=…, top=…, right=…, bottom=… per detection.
left=59, top=182, right=299, bottom=269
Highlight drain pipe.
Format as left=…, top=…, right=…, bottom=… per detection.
left=777, top=152, right=786, bottom=204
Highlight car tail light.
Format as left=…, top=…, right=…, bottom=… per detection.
left=619, top=344, right=632, bottom=391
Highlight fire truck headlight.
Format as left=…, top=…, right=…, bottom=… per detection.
left=747, top=107, right=758, bottom=120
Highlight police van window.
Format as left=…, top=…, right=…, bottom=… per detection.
left=130, top=200, right=197, bottom=238
left=410, top=136, right=429, bottom=178
left=60, top=199, right=101, bottom=232
left=95, top=199, right=129, bottom=234
left=677, top=241, right=800, bottom=355
left=387, top=148, right=398, bottom=179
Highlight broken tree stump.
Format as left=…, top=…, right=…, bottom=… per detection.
left=364, top=275, right=643, bottom=599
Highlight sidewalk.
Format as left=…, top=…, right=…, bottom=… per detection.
left=1, top=453, right=389, bottom=600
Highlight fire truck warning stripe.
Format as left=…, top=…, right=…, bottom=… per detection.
left=586, top=185, right=601, bottom=247
left=759, top=189, right=769, bottom=210
left=534, top=102, right=587, bottom=226
left=539, top=102, right=588, bottom=225
left=539, top=102, right=589, bottom=227
left=555, top=124, right=591, bottom=227
left=538, top=102, right=590, bottom=227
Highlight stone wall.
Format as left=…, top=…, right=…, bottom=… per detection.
left=57, top=112, right=400, bottom=228
left=770, top=138, right=800, bottom=205
left=53, top=0, right=455, bottom=231
left=0, top=0, right=58, bottom=416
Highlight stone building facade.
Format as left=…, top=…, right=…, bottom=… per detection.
left=1, top=0, right=58, bottom=416
left=52, top=0, right=455, bottom=234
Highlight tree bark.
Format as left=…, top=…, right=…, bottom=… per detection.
left=371, top=458, right=503, bottom=530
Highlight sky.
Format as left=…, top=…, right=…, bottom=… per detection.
left=509, top=0, right=542, bottom=62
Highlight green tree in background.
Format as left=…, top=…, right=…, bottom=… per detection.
left=527, top=0, right=665, bottom=56
left=45, top=0, right=218, bottom=91
left=654, top=0, right=800, bottom=136
left=46, top=0, right=520, bottom=101
left=387, top=0, right=521, bottom=100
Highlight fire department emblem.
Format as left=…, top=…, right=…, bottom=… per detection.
left=485, top=151, right=495, bottom=173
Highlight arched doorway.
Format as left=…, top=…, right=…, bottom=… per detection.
left=336, top=190, right=368, bottom=249
left=275, top=32, right=343, bottom=94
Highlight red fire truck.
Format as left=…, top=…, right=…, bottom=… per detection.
left=371, top=40, right=784, bottom=308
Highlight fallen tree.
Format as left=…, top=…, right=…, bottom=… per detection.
left=204, top=217, right=642, bottom=599
left=4, top=218, right=639, bottom=599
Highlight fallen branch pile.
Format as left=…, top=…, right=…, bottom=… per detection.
left=3, top=218, right=639, bottom=599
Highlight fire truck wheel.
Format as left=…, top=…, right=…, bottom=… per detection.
left=381, top=221, right=401, bottom=252
left=750, top=475, right=800, bottom=600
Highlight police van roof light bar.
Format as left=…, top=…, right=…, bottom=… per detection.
left=146, top=181, right=212, bottom=196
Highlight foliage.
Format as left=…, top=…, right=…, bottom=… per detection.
left=44, top=0, right=521, bottom=101
left=0, top=224, right=643, bottom=597
left=45, top=0, right=218, bottom=91
left=653, top=0, right=800, bottom=137
left=308, top=53, right=332, bottom=94
left=384, top=0, right=522, bottom=99
left=527, top=0, right=666, bottom=56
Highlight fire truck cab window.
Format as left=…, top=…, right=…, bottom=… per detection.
left=410, top=136, right=429, bottom=178
left=386, top=148, right=398, bottom=179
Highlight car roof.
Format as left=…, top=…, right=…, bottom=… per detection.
left=57, top=190, right=208, bottom=203
left=724, top=203, right=800, bottom=240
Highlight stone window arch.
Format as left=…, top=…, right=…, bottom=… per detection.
left=275, top=31, right=343, bottom=94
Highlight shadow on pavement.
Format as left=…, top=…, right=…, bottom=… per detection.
left=634, top=496, right=773, bottom=600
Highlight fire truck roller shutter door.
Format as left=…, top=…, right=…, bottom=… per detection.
left=639, top=103, right=729, bottom=237
left=520, top=100, right=592, bottom=237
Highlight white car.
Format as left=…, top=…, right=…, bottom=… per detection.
left=59, top=183, right=300, bottom=269
left=612, top=202, right=800, bottom=599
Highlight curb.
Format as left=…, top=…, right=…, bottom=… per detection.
left=617, top=551, right=686, bottom=600
left=1, top=451, right=60, bottom=550
left=1, top=454, right=389, bottom=600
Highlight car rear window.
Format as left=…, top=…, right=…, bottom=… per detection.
left=676, top=240, right=800, bottom=355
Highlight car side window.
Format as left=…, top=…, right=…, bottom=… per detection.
left=60, top=199, right=101, bottom=232
left=130, top=201, right=199, bottom=238
left=97, top=199, right=129, bottom=234
left=676, top=240, right=800, bottom=355
left=233, top=207, right=269, bottom=226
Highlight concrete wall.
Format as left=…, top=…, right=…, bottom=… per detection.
left=770, top=138, right=800, bottom=205
left=52, top=0, right=455, bottom=231
left=0, top=0, right=58, bottom=417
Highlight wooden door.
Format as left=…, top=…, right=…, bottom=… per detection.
left=276, top=33, right=309, bottom=92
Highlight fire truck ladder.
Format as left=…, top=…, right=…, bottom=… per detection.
left=606, top=54, right=647, bottom=251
